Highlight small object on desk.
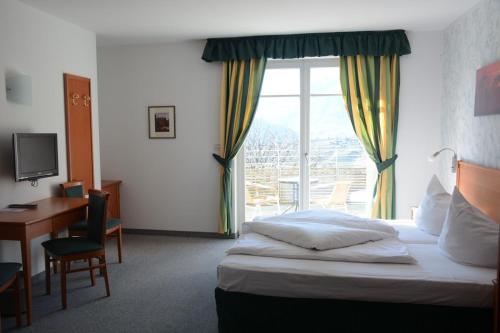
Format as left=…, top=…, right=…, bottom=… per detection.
left=8, top=204, right=38, bottom=209
left=0, top=208, right=27, bottom=213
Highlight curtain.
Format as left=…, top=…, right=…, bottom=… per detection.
left=213, top=57, right=267, bottom=234
left=339, top=55, right=400, bottom=219
left=202, top=30, right=411, bottom=62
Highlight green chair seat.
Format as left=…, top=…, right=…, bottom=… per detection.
left=69, top=218, right=122, bottom=231
left=42, top=238, right=103, bottom=257
left=106, top=218, right=122, bottom=229
left=0, top=263, right=22, bottom=286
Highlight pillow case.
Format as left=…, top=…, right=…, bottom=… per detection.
left=247, top=221, right=391, bottom=250
left=415, top=175, right=451, bottom=235
left=438, top=187, right=499, bottom=268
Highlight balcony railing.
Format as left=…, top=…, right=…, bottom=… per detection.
left=244, top=139, right=373, bottom=220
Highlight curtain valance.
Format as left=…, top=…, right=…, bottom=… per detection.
left=202, top=30, right=411, bottom=62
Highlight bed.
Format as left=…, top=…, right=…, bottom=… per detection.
left=215, top=161, right=500, bottom=333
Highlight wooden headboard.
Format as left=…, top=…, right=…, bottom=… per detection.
left=456, top=161, right=500, bottom=332
left=456, top=161, right=500, bottom=224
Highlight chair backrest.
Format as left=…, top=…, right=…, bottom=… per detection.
left=86, top=189, right=110, bottom=245
left=60, top=181, right=85, bottom=198
left=330, top=181, right=351, bottom=205
left=0, top=262, right=22, bottom=289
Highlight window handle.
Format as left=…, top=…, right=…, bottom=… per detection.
left=304, top=152, right=309, bottom=163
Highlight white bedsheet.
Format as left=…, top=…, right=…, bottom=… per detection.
left=218, top=242, right=496, bottom=308
left=228, top=232, right=416, bottom=264
left=389, top=219, right=439, bottom=244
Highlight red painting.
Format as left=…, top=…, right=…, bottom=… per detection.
left=474, top=60, right=500, bottom=116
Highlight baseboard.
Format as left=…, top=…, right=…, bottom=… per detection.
left=123, top=228, right=237, bottom=239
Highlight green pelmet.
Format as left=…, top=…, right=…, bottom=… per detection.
left=202, top=30, right=410, bottom=62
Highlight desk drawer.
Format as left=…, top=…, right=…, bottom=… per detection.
left=53, top=208, right=86, bottom=231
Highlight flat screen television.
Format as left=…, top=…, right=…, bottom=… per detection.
left=13, top=133, right=59, bottom=182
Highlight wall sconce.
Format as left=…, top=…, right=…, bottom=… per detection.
left=428, top=147, right=458, bottom=173
left=5, top=73, right=32, bottom=105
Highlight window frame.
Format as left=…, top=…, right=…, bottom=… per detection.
left=234, top=57, right=341, bottom=231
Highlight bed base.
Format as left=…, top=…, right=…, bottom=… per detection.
left=215, top=288, right=492, bottom=333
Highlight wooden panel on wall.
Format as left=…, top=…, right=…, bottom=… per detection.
left=64, top=73, right=94, bottom=192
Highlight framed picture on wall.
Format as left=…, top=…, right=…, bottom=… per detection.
left=474, top=60, right=500, bottom=116
left=148, top=106, right=176, bottom=138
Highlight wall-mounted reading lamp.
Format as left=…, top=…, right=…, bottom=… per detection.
left=428, top=147, right=458, bottom=173
left=5, top=73, right=32, bottom=105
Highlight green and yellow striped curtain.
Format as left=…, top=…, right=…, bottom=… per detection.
left=339, top=55, right=400, bottom=219
left=213, top=57, right=267, bottom=234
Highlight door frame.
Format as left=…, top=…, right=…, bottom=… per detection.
left=235, top=57, right=339, bottom=231
left=63, top=73, right=94, bottom=189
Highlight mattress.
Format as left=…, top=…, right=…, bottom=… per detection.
left=218, top=239, right=495, bottom=308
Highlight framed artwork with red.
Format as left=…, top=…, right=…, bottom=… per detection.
left=474, top=60, right=500, bottom=116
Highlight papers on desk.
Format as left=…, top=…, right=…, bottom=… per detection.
left=0, top=207, right=28, bottom=213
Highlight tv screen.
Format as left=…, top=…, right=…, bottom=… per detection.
left=13, top=133, right=59, bottom=181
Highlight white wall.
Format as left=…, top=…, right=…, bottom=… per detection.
left=98, top=41, right=221, bottom=233
left=440, top=0, right=500, bottom=191
left=98, top=32, right=443, bottom=233
left=396, top=31, right=443, bottom=218
left=0, top=0, right=100, bottom=275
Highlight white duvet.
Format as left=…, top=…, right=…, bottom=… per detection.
left=252, top=209, right=397, bottom=235
left=227, top=233, right=416, bottom=264
left=228, top=209, right=415, bottom=264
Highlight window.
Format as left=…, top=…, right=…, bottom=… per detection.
left=237, top=58, right=376, bottom=224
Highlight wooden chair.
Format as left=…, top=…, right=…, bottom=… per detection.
left=0, top=263, right=22, bottom=331
left=42, top=189, right=111, bottom=309
left=60, top=181, right=123, bottom=263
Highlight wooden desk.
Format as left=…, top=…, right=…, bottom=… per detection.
left=0, top=197, right=87, bottom=325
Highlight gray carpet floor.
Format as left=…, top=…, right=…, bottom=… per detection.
left=3, top=234, right=235, bottom=333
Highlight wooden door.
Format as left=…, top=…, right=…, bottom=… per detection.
left=64, top=74, right=94, bottom=192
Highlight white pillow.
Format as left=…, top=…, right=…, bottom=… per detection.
left=415, top=175, right=451, bottom=235
left=247, top=221, right=391, bottom=250
left=438, top=187, right=499, bottom=268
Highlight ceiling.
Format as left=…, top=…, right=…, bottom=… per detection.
left=20, top=0, right=481, bottom=46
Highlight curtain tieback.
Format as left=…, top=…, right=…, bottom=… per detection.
left=375, top=154, right=398, bottom=173
left=212, top=154, right=231, bottom=168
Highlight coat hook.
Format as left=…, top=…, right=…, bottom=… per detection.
left=71, top=93, right=80, bottom=106
left=83, top=95, right=91, bottom=107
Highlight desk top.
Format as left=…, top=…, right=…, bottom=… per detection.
left=0, top=197, right=87, bottom=225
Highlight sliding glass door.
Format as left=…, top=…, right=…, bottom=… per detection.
left=239, top=58, right=375, bottom=223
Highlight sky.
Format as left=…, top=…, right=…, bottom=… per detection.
left=252, top=66, right=356, bottom=140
